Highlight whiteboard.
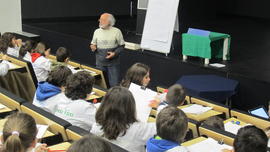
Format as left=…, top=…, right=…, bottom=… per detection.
left=0, top=0, right=22, bottom=33
left=140, top=0, right=179, bottom=54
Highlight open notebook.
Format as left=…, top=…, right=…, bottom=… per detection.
left=129, top=83, right=157, bottom=122
left=187, top=138, right=232, bottom=152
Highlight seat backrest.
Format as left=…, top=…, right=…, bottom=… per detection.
left=0, top=87, right=27, bottom=111
left=66, top=125, right=88, bottom=141
left=199, top=124, right=236, bottom=146
left=191, top=97, right=230, bottom=118
left=6, top=55, right=38, bottom=88
left=20, top=103, right=71, bottom=141
left=231, top=109, right=270, bottom=130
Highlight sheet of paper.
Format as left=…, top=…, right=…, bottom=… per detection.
left=187, top=138, right=232, bottom=152
left=129, top=83, right=157, bottom=122
left=0, top=104, right=7, bottom=109
left=36, top=124, right=49, bottom=139
left=181, top=104, right=213, bottom=115
left=210, top=63, right=226, bottom=68
left=67, top=65, right=96, bottom=74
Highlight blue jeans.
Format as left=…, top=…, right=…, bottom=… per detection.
left=97, top=64, right=120, bottom=87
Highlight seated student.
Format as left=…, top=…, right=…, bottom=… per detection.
left=1, top=112, right=47, bottom=152
left=0, top=39, right=9, bottom=76
left=120, top=62, right=151, bottom=88
left=67, top=134, right=112, bottom=152
left=146, top=106, right=189, bottom=152
left=19, top=40, right=37, bottom=62
left=50, top=47, right=70, bottom=70
left=91, top=86, right=156, bottom=152
left=33, top=66, right=72, bottom=113
left=31, top=42, right=51, bottom=82
left=155, top=84, right=186, bottom=113
left=54, top=71, right=97, bottom=131
left=222, top=125, right=268, bottom=152
left=1, top=32, right=22, bottom=57
left=203, top=116, right=225, bottom=130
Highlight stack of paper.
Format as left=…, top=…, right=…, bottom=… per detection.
left=187, top=138, right=232, bottom=152
left=181, top=104, right=213, bottom=115
left=129, top=83, right=157, bottom=122
left=36, top=124, right=49, bottom=139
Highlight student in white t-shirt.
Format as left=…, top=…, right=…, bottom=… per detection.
left=146, top=106, right=189, bottom=152
left=90, top=86, right=156, bottom=152
left=54, top=71, right=97, bottom=131
left=1, top=32, right=22, bottom=57
left=31, top=42, right=51, bottom=82
left=19, top=40, right=36, bottom=62
left=33, top=66, right=72, bottom=113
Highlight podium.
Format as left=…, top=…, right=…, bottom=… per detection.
left=182, top=28, right=231, bottom=64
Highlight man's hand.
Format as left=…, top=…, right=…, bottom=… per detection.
left=106, top=51, right=115, bottom=59
left=90, top=44, right=97, bottom=52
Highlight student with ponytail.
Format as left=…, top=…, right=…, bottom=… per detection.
left=1, top=112, right=47, bottom=152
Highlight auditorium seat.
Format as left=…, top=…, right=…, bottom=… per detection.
left=230, top=109, right=270, bottom=130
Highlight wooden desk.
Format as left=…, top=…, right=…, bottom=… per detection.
left=182, top=137, right=207, bottom=146
left=48, top=142, right=71, bottom=151
left=179, top=105, right=222, bottom=122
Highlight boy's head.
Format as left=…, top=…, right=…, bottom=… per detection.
left=56, top=47, right=70, bottom=63
left=156, top=106, right=188, bottom=143
left=233, top=125, right=268, bottom=152
left=65, top=71, right=95, bottom=100
left=166, top=84, right=186, bottom=106
left=33, top=42, right=50, bottom=57
left=46, top=66, right=72, bottom=88
left=203, top=116, right=225, bottom=130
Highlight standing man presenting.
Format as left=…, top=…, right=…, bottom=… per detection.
left=90, top=13, right=125, bottom=87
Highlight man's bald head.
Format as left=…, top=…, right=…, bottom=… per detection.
left=99, top=13, right=115, bottom=29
